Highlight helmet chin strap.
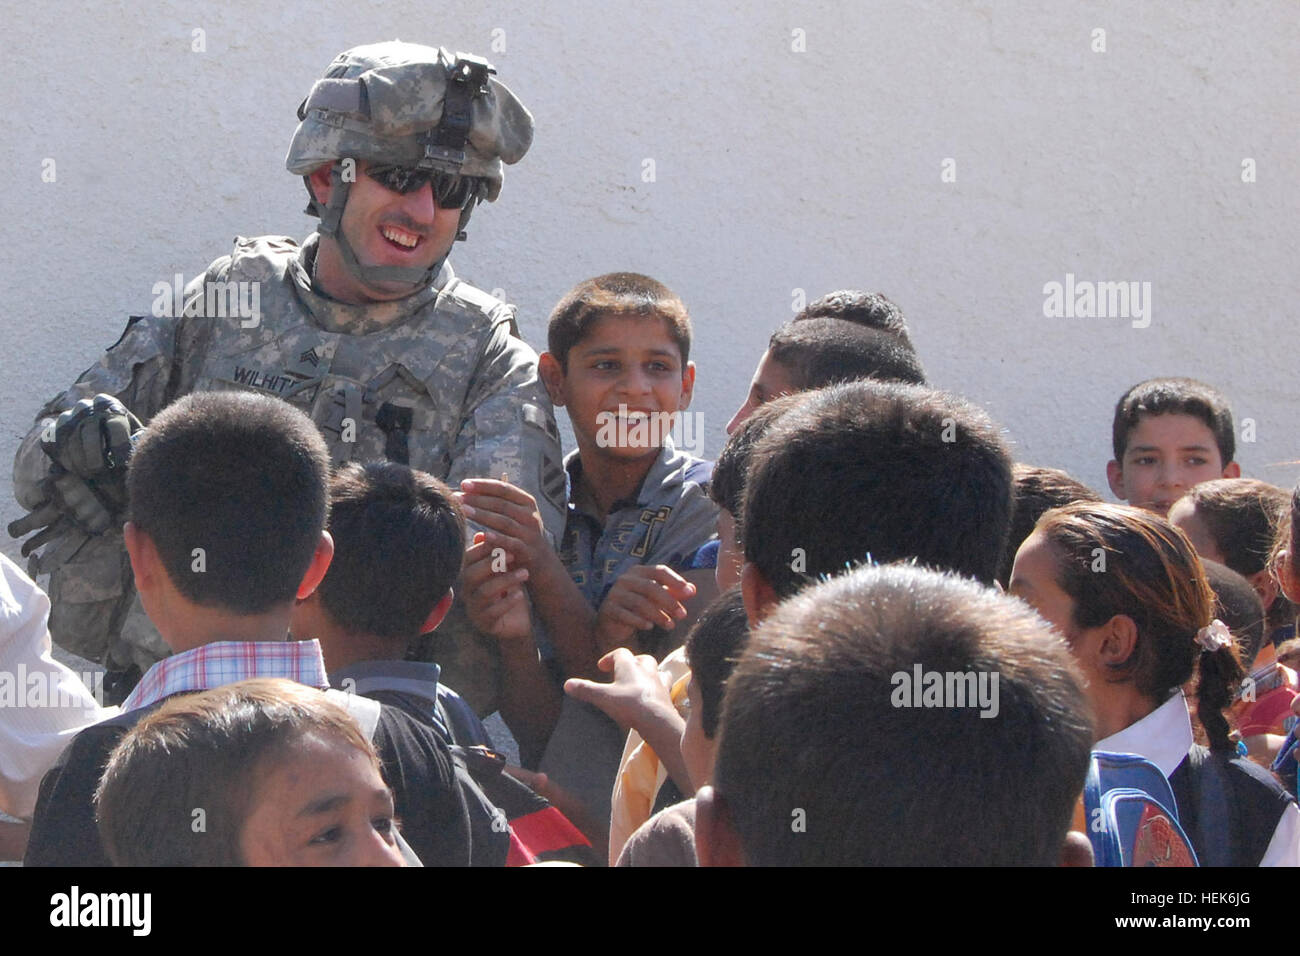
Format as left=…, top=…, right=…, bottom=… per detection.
left=313, top=165, right=471, bottom=292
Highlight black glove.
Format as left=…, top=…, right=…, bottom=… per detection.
left=7, top=395, right=143, bottom=555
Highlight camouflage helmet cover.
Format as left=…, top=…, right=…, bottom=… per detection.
left=286, top=41, right=533, bottom=202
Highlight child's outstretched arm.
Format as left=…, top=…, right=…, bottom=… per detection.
left=565, top=648, right=694, bottom=796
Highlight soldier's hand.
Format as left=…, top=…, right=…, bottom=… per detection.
left=10, top=394, right=144, bottom=554
left=462, top=532, right=534, bottom=642
left=593, top=565, right=696, bottom=656
left=455, top=478, right=549, bottom=572
left=44, top=395, right=141, bottom=518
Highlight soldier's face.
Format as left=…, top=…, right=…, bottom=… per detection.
left=310, top=161, right=463, bottom=304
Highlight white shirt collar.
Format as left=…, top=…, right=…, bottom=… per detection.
left=1094, top=690, right=1194, bottom=778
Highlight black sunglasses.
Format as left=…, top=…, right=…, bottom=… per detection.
left=364, top=164, right=484, bottom=210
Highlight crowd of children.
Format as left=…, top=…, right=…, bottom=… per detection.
left=3, top=275, right=1298, bottom=867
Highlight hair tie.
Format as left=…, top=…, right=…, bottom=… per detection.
left=1195, top=619, right=1233, bottom=653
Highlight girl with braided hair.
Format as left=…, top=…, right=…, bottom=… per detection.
left=1010, top=501, right=1300, bottom=866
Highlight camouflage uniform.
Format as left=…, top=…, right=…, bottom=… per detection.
left=11, top=42, right=565, bottom=714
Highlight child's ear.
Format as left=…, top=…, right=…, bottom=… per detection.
left=1105, top=460, right=1126, bottom=500
left=123, top=521, right=159, bottom=592
left=1221, top=461, right=1242, bottom=479
left=419, top=591, right=455, bottom=635
left=1060, top=830, right=1094, bottom=867
left=1247, top=567, right=1279, bottom=611
left=678, top=361, right=696, bottom=411
left=694, top=786, right=746, bottom=867
left=296, top=530, right=335, bottom=600
left=740, top=561, right=780, bottom=627
left=1097, top=613, right=1139, bottom=668
left=1277, top=551, right=1300, bottom=604
left=538, top=352, right=567, bottom=407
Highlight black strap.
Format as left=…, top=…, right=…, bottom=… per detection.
left=376, top=402, right=413, bottom=464
left=1187, top=747, right=1235, bottom=866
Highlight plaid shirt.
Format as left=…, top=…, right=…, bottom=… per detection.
left=121, top=639, right=329, bottom=712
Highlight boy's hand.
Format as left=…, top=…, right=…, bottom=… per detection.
left=455, top=478, right=549, bottom=572
left=463, top=532, right=534, bottom=642
left=594, top=565, right=696, bottom=653
left=564, top=647, right=676, bottom=737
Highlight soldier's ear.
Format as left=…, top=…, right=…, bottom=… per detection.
left=308, top=164, right=334, bottom=207
left=538, top=352, right=567, bottom=407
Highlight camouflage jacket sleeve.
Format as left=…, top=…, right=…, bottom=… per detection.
left=445, top=316, right=567, bottom=544
left=12, top=306, right=183, bottom=510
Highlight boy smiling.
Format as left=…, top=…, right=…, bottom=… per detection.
left=456, top=275, right=717, bottom=829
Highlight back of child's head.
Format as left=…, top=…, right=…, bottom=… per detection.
left=318, top=462, right=466, bottom=642
left=1111, top=377, right=1235, bottom=465
left=711, top=563, right=1093, bottom=866
left=742, top=381, right=1014, bottom=597
left=126, top=391, right=330, bottom=614
left=997, top=464, right=1103, bottom=588
left=1201, top=559, right=1267, bottom=666
left=1034, top=501, right=1244, bottom=752
left=683, top=587, right=750, bottom=739
left=546, top=272, right=691, bottom=371
left=795, top=289, right=915, bottom=351
left=95, top=678, right=375, bottom=866
left=766, top=317, right=925, bottom=390
left=1181, top=478, right=1288, bottom=578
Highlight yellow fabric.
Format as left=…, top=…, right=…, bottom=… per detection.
left=607, top=647, right=692, bottom=865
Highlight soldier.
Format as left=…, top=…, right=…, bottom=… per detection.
left=9, top=41, right=566, bottom=714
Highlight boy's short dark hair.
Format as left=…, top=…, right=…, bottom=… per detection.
left=319, top=462, right=467, bottom=642
left=742, top=381, right=1014, bottom=596
left=546, top=272, right=691, bottom=371
left=713, top=563, right=1093, bottom=866
left=709, top=393, right=808, bottom=519
left=1111, top=377, right=1236, bottom=464
left=796, top=290, right=915, bottom=350
left=127, top=392, right=330, bottom=615
left=997, top=464, right=1103, bottom=587
left=683, top=588, right=749, bottom=738
left=95, top=679, right=377, bottom=866
left=766, top=317, right=926, bottom=390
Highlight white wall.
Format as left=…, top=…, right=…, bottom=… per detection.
left=3, top=0, right=1297, bottom=562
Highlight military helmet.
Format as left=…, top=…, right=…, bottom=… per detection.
left=287, top=41, right=532, bottom=202
left=286, top=41, right=533, bottom=289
